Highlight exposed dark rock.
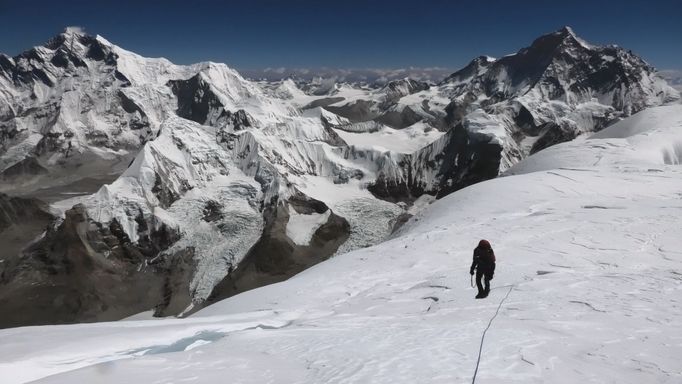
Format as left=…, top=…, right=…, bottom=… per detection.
left=530, top=122, right=578, bottom=154
left=375, top=106, right=423, bottom=129
left=442, top=56, right=494, bottom=84
left=321, top=125, right=347, bottom=147
left=202, top=200, right=224, bottom=222
left=369, top=123, right=503, bottom=201
left=0, top=54, right=14, bottom=74
left=80, top=35, right=118, bottom=65
left=0, top=157, right=49, bottom=181
left=118, top=90, right=150, bottom=130
left=201, top=193, right=350, bottom=310
left=0, top=193, right=55, bottom=268
left=153, top=247, right=196, bottom=317
left=325, top=100, right=377, bottom=122
left=0, top=204, right=187, bottom=328
left=513, top=103, right=541, bottom=135
left=442, top=92, right=477, bottom=127
left=390, top=212, right=413, bottom=233
left=228, top=109, right=255, bottom=131
left=380, top=78, right=430, bottom=106
left=302, top=97, right=345, bottom=110
left=50, top=48, right=87, bottom=68
left=169, top=74, right=231, bottom=127
left=0, top=193, right=52, bottom=233
left=152, top=172, right=181, bottom=209
left=114, top=70, right=131, bottom=85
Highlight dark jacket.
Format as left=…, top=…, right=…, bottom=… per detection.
left=470, top=242, right=496, bottom=276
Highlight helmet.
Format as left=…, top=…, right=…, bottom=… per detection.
left=478, top=239, right=491, bottom=248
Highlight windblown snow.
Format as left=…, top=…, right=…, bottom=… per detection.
left=1, top=105, right=680, bottom=383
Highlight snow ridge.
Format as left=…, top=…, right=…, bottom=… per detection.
left=0, top=26, right=680, bottom=325
left=1, top=102, right=680, bottom=384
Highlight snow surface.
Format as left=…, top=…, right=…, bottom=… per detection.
left=1, top=102, right=681, bottom=384
left=506, top=104, right=682, bottom=173
left=292, top=176, right=404, bottom=254
left=286, top=208, right=331, bottom=246
left=334, top=121, right=444, bottom=154
left=462, top=110, right=506, bottom=145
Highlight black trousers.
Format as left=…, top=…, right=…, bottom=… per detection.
left=476, top=269, right=491, bottom=294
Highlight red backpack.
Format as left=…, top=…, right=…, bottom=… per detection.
left=478, top=239, right=496, bottom=262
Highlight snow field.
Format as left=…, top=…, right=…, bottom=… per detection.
left=2, top=106, right=681, bottom=383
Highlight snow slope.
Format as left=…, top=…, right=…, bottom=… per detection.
left=1, top=104, right=680, bottom=383
left=0, top=29, right=422, bottom=320
left=334, top=121, right=445, bottom=154
left=506, top=104, right=682, bottom=173
left=3, top=27, right=681, bottom=327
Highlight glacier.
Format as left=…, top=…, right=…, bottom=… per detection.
left=0, top=26, right=679, bottom=326
left=0, top=103, right=680, bottom=383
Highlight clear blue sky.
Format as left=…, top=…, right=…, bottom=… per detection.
left=0, top=0, right=680, bottom=70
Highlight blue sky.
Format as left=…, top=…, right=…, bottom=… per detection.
left=0, top=0, right=680, bottom=71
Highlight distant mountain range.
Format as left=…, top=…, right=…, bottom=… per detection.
left=240, top=67, right=456, bottom=85
left=659, top=69, right=682, bottom=91
left=0, top=26, right=678, bottom=328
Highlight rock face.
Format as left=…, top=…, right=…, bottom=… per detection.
left=0, top=28, right=160, bottom=196
left=0, top=193, right=55, bottom=267
left=435, top=26, right=679, bottom=157
left=294, top=27, right=678, bottom=196
left=0, top=26, right=677, bottom=327
left=0, top=203, right=193, bottom=328
left=204, top=192, right=350, bottom=309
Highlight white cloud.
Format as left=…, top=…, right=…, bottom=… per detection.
left=240, top=67, right=457, bottom=84
left=658, top=69, right=682, bottom=91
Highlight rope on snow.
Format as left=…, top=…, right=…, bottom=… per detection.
left=471, top=284, right=515, bottom=384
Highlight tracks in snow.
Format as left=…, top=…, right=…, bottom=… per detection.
left=471, top=284, right=515, bottom=384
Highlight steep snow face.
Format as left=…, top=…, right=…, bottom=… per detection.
left=333, top=121, right=444, bottom=154
left=284, top=27, right=679, bottom=193
left=77, top=117, right=266, bottom=301
left=0, top=30, right=160, bottom=188
left=1, top=98, right=680, bottom=384
left=0, top=28, right=291, bottom=197
left=506, top=104, right=682, bottom=173
left=286, top=208, right=331, bottom=246
left=437, top=27, right=679, bottom=154
left=1, top=29, right=428, bottom=321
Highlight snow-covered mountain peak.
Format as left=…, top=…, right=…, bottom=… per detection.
left=543, top=25, right=580, bottom=43
left=441, top=55, right=495, bottom=84
left=1, top=27, right=680, bottom=330
left=39, top=27, right=115, bottom=63
left=379, top=77, right=430, bottom=103
left=44, top=26, right=88, bottom=48
left=523, top=25, right=591, bottom=54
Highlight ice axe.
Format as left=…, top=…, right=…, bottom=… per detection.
left=470, top=274, right=474, bottom=288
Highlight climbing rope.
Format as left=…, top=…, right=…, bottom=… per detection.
left=471, top=284, right=514, bottom=384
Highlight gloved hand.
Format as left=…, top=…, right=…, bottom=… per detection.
left=489, top=273, right=494, bottom=280
left=470, top=269, right=474, bottom=276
